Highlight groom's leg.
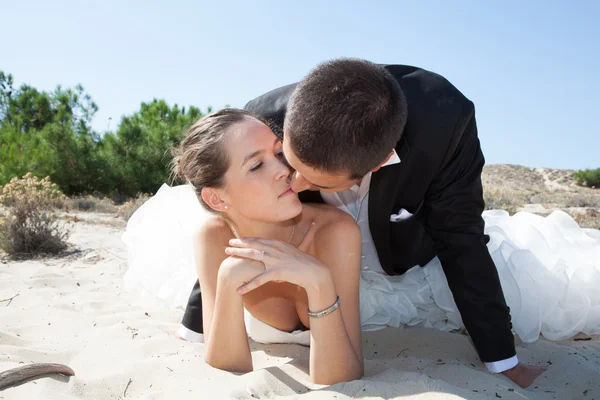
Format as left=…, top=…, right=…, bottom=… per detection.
left=178, top=280, right=205, bottom=342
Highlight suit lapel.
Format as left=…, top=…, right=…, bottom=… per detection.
left=396, top=135, right=411, bottom=161
left=368, top=137, right=410, bottom=275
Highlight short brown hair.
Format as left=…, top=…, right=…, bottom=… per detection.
left=284, top=58, right=407, bottom=178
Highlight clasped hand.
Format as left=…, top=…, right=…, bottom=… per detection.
left=224, top=224, right=328, bottom=294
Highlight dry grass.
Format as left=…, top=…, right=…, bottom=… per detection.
left=483, top=188, right=519, bottom=215
left=61, top=213, right=125, bottom=228
left=56, top=195, right=118, bottom=214
left=482, top=164, right=600, bottom=229
left=571, top=209, right=600, bottom=230
left=117, top=193, right=152, bottom=221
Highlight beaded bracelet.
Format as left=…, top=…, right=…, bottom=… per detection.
left=307, top=296, right=340, bottom=318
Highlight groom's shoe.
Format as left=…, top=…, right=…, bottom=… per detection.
left=178, top=280, right=205, bottom=342
left=177, top=324, right=204, bottom=343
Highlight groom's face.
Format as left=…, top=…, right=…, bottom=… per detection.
left=282, top=139, right=361, bottom=193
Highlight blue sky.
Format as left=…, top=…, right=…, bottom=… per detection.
left=3, top=0, right=599, bottom=169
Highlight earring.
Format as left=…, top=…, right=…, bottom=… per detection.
left=224, top=205, right=228, bottom=209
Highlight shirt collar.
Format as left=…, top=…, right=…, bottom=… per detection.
left=382, top=149, right=401, bottom=167
left=349, top=149, right=400, bottom=197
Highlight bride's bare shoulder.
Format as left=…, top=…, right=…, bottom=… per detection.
left=299, top=205, right=361, bottom=267
left=302, top=203, right=351, bottom=223
left=193, top=215, right=234, bottom=249
left=301, top=204, right=360, bottom=241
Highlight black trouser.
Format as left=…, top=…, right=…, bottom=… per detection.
left=181, top=280, right=203, bottom=333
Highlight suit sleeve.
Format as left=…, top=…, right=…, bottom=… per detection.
left=244, top=83, right=298, bottom=138
left=422, top=102, right=516, bottom=363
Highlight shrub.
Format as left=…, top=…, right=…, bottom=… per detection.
left=55, top=195, right=118, bottom=213
left=0, top=173, right=69, bottom=257
left=571, top=209, right=600, bottom=229
left=117, top=193, right=152, bottom=222
left=483, top=188, right=519, bottom=215
left=574, top=168, right=600, bottom=188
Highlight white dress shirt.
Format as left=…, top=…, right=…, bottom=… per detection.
left=320, top=150, right=518, bottom=373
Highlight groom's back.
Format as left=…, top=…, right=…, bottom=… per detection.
left=244, top=62, right=473, bottom=148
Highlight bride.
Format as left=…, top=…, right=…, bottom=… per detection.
left=124, top=108, right=364, bottom=384
left=123, top=108, right=600, bottom=384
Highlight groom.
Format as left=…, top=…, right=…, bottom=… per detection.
left=180, top=58, right=545, bottom=387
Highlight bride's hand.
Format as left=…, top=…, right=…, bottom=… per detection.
left=225, top=224, right=329, bottom=294
left=217, top=256, right=266, bottom=291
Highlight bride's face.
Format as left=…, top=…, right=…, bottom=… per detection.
left=219, top=117, right=302, bottom=222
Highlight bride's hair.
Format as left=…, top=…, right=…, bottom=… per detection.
left=171, top=108, right=255, bottom=211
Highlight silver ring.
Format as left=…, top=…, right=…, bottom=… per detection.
left=260, top=250, right=265, bottom=262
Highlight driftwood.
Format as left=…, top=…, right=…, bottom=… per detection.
left=0, top=293, right=19, bottom=307
left=0, top=363, right=75, bottom=390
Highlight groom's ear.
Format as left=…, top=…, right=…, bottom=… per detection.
left=201, top=187, right=228, bottom=213
left=369, top=151, right=395, bottom=173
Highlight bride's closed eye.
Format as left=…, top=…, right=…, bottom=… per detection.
left=249, top=149, right=287, bottom=173
left=249, top=161, right=263, bottom=172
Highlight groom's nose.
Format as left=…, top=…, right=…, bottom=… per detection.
left=290, top=172, right=312, bottom=193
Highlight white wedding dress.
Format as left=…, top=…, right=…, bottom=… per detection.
left=122, top=184, right=600, bottom=345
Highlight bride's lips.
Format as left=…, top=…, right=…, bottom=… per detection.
left=279, top=188, right=294, bottom=198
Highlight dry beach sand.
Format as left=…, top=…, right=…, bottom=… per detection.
left=1, top=210, right=599, bottom=400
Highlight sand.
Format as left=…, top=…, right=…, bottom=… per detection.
left=1, top=213, right=599, bottom=399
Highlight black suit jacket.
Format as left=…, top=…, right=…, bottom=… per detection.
left=244, top=64, right=515, bottom=363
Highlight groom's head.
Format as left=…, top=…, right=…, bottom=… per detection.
left=283, top=58, right=407, bottom=193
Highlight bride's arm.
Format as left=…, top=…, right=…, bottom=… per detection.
left=193, top=217, right=259, bottom=373
left=308, top=217, right=364, bottom=384
left=229, top=215, right=364, bottom=384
